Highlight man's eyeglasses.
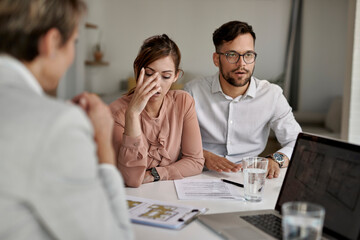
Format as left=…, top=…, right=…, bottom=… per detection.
left=217, top=51, right=257, bottom=64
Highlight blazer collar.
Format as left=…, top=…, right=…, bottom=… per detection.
left=0, top=55, right=44, bottom=96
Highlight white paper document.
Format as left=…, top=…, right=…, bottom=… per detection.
left=174, top=179, right=245, bottom=200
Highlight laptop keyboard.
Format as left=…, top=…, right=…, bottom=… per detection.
left=241, top=214, right=282, bottom=239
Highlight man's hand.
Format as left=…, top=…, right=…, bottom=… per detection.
left=203, top=150, right=241, bottom=172
left=266, top=159, right=280, bottom=179
left=266, top=153, right=289, bottom=179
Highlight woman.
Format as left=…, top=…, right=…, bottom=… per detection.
left=0, top=0, right=132, bottom=239
left=110, top=34, right=204, bottom=187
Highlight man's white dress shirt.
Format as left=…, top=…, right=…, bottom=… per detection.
left=184, top=72, right=302, bottom=162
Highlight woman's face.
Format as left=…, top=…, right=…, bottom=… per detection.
left=144, top=55, right=179, bottom=102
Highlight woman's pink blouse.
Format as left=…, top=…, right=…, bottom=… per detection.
left=109, top=90, right=205, bottom=187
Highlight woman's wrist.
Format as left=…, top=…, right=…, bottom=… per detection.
left=97, top=140, right=116, bottom=165
left=124, top=110, right=141, bottom=136
left=143, top=170, right=155, bottom=183
left=125, top=107, right=140, bottom=119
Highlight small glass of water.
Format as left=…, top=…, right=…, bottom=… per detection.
left=242, top=157, right=268, bottom=202
left=282, top=202, right=325, bottom=240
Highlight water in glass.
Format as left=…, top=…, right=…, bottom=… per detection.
left=283, top=215, right=323, bottom=240
left=243, top=168, right=266, bottom=202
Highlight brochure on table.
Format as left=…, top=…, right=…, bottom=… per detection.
left=127, top=195, right=208, bottom=230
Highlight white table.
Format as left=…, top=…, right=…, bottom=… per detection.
left=126, top=169, right=287, bottom=240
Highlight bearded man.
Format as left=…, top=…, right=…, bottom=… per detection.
left=184, top=21, right=301, bottom=179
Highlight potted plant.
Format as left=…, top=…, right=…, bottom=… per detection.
left=93, top=43, right=103, bottom=62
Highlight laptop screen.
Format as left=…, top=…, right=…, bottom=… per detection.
left=275, top=132, right=360, bottom=240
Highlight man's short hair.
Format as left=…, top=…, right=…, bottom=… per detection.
left=212, top=20, right=256, bottom=52
left=0, top=0, right=86, bottom=61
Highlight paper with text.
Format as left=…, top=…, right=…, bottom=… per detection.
left=174, top=179, right=245, bottom=200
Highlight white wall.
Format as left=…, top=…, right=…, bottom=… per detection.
left=57, top=29, right=86, bottom=100
left=348, top=0, right=360, bottom=144
left=78, top=0, right=350, bottom=117
left=83, top=0, right=292, bottom=94
left=342, top=0, right=360, bottom=144
left=298, top=0, right=348, bottom=113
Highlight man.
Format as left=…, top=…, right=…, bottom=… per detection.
left=0, top=0, right=133, bottom=239
left=184, top=21, right=301, bottom=179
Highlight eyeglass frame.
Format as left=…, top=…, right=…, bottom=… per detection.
left=216, top=50, right=257, bottom=64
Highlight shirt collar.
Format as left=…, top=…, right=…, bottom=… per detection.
left=211, top=72, right=257, bottom=100
left=211, top=72, right=222, bottom=94
left=244, top=76, right=256, bottom=98
left=0, top=55, right=44, bottom=96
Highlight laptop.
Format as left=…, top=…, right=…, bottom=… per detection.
left=198, top=132, right=360, bottom=240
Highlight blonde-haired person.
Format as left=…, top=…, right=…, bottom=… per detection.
left=0, top=0, right=132, bottom=239
left=110, top=34, right=204, bottom=188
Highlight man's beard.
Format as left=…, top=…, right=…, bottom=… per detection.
left=219, top=61, right=254, bottom=87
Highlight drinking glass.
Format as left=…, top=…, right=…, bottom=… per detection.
left=282, top=201, right=325, bottom=240
left=242, top=157, right=268, bottom=202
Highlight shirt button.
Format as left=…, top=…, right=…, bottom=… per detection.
left=230, top=120, right=233, bottom=124
left=134, top=143, right=139, bottom=146
left=228, top=141, right=231, bottom=144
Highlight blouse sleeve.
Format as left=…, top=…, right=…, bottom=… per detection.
left=111, top=103, right=149, bottom=188
left=155, top=93, right=205, bottom=180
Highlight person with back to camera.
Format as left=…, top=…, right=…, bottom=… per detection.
left=0, top=0, right=133, bottom=239
left=184, top=21, right=302, bottom=179
left=110, top=34, right=205, bottom=188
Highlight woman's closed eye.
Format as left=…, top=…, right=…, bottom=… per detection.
left=162, top=75, right=171, bottom=79
left=145, top=73, right=171, bottom=80
left=145, top=71, right=154, bottom=77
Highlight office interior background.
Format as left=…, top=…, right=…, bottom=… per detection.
left=57, top=0, right=360, bottom=145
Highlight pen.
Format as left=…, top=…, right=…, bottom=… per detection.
left=178, top=209, right=200, bottom=222
left=221, top=179, right=244, bottom=188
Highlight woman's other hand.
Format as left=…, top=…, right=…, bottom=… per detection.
left=72, top=92, right=115, bottom=165
left=142, top=170, right=154, bottom=184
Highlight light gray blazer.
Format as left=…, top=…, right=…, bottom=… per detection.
left=0, top=58, right=133, bottom=240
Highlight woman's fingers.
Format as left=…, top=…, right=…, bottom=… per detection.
left=127, top=73, right=161, bottom=115
left=136, top=68, right=145, bottom=86
left=136, top=72, right=159, bottom=93
left=72, top=92, right=91, bottom=111
left=142, top=75, right=160, bottom=95
left=128, top=70, right=163, bottom=115
left=144, top=85, right=161, bottom=99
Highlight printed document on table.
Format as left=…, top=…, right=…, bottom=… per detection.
left=174, top=179, right=245, bottom=200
